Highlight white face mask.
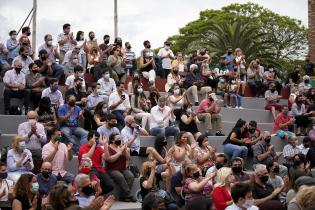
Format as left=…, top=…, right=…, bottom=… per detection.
left=242, top=199, right=255, bottom=209
left=31, top=182, right=39, bottom=193
left=11, top=35, right=17, bottom=39
left=165, top=45, right=170, bottom=50
left=79, top=73, right=84, bottom=77
left=186, top=108, right=193, bottom=114
left=28, top=119, right=37, bottom=125
left=174, top=89, right=180, bottom=95
left=269, top=68, right=274, bottom=72
left=102, top=107, right=107, bottom=113
left=47, top=40, right=53, bottom=46
left=313, top=125, right=315, bottom=130
left=137, top=88, right=143, bottom=93
left=104, top=73, right=110, bottom=80
left=73, top=58, right=78, bottom=63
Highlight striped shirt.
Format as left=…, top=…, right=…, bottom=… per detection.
left=57, top=33, right=74, bottom=52
left=283, top=144, right=301, bottom=165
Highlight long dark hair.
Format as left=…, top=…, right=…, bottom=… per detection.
left=76, top=31, right=84, bottom=41
left=134, top=84, right=147, bottom=108
left=14, top=173, right=34, bottom=201
left=94, top=101, right=106, bottom=116
left=37, top=97, right=52, bottom=116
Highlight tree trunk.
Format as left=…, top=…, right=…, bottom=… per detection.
left=309, top=0, right=315, bottom=62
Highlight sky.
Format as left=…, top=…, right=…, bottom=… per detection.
left=0, top=0, right=308, bottom=56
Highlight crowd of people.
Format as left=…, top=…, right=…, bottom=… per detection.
left=0, top=23, right=315, bottom=210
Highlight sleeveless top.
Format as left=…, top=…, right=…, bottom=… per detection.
left=141, top=58, right=154, bottom=72
left=223, top=128, right=243, bottom=146
left=179, top=113, right=199, bottom=134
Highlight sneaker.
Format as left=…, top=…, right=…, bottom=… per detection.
left=205, top=131, right=214, bottom=136
left=235, top=106, right=239, bottom=109
left=216, top=131, right=225, bottom=136
left=238, top=106, right=244, bottom=109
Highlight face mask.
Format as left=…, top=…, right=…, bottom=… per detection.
left=47, top=40, right=53, bottom=46
left=55, top=136, right=62, bottom=142
left=69, top=100, right=76, bottom=107
left=192, top=171, right=201, bottom=179
left=22, top=42, right=28, bottom=46
left=41, top=56, right=47, bottom=60
left=19, top=141, right=26, bottom=151
left=102, top=107, right=107, bottom=113
left=159, top=106, right=165, bottom=111
left=22, top=54, right=28, bottom=59
left=79, top=73, right=84, bottom=77
left=32, top=69, right=38, bottom=74
left=89, top=36, right=95, bottom=40
left=51, top=85, right=58, bottom=92
left=165, top=45, right=170, bottom=50
left=173, top=69, right=178, bottom=74
left=28, top=119, right=37, bottom=125
left=186, top=108, right=193, bottom=114
left=146, top=44, right=151, bottom=49
left=227, top=51, right=232, bottom=55
left=249, top=128, right=255, bottom=134
left=158, top=208, right=166, bottom=210
left=80, top=35, right=84, bottom=40
left=80, top=167, right=91, bottom=174
left=0, top=172, right=8, bottom=180
left=220, top=79, right=225, bottom=83
left=11, top=35, right=17, bottom=39
left=137, top=88, right=143, bottom=93
left=269, top=68, right=274, bottom=72
left=304, top=144, right=310, bottom=148
left=200, top=52, right=206, bottom=56
left=109, top=122, right=117, bottom=128
left=76, top=84, right=82, bottom=90
left=42, top=171, right=52, bottom=179
left=104, top=73, right=110, bottom=80
left=26, top=32, right=31, bottom=36
left=265, top=137, right=271, bottom=144
left=216, top=162, right=224, bottom=170
left=260, top=175, right=269, bottom=183
left=270, top=88, right=276, bottom=93
left=15, top=67, right=22, bottom=74
left=232, top=166, right=242, bottom=174
left=162, top=141, right=168, bottom=146
left=283, top=110, right=288, bottom=115
left=104, top=40, right=109, bottom=44
left=134, top=74, right=139, bottom=79
left=31, top=183, right=39, bottom=193
left=243, top=199, right=255, bottom=209
left=73, top=58, right=78, bottom=63
left=126, top=46, right=131, bottom=50
left=273, top=167, right=280, bottom=174
left=305, top=80, right=310, bottom=84
left=306, top=59, right=310, bottom=62
left=114, top=140, right=121, bottom=146
left=174, top=89, right=180, bottom=95
left=81, top=185, right=96, bottom=196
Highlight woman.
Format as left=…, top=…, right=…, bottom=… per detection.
left=87, top=46, right=101, bottom=70
left=168, top=132, right=195, bottom=173
left=306, top=88, right=315, bottom=105
left=130, top=84, right=151, bottom=129
left=192, top=135, right=215, bottom=176
left=222, top=119, right=249, bottom=161
left=12, top=174, right=38, bottom=210
left=291, top=95, right=311, bottom=136
left=172, top=52, right=187, bottom=76
left=169, top=84, right=186, bottom=120
left=165, top=65, right=182, bottom=92
left=104, top=133, right=135, bottom=202
left=211, top=167, right=233, bottom=210
left=36, top=97, right=57, bottom=131
left=179, top=103, right=201, bottom=138
left=75, top=31, right=87, bottom=69
left=107, top=46, right=125, bottom=82
left=263, top=64, right=282, bottom=94
left=183, top=163, right=214, bottom=203
left=93, top=101, right=109, bottom=127
left=247, top=60, right=263, bottom=97
left=148, top=85, right=160, bottom=107
left=140, top=49, right=156, bottom=86
left=7, top=136, right=34, bottom=182
left=127, top=72, right=141, bottom=97
left=295, top=186, right=315, bottom=210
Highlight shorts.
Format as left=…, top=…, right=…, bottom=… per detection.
left=276, top=130, right=295, bottom=138
left=265, top=104, right=283, bottom=111
left=130, top=147, right=148, bottom=157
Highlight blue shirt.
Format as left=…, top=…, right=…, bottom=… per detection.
left=97, top=125, right=120, bottom=139
left=37, top=173, right=58, bottom=196
left=6, top=38, right=19, bottom=60
left=223, top=53, right=234, bottom=71
left=57, top=104, right=81, bottom=127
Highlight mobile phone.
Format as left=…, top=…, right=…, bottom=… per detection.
left=121, top=95, right=126, bottom=100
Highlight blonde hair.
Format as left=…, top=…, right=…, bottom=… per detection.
left=296, top=185, right=315, bottom=210
left=184, top=163, right=198, bottom=178
left=12, top=135, right=24, bottom=151
left=215, top=167, right=232, bottom=187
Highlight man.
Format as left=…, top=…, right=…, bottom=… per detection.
left=97, top=114, right=120, bottom=139
left=34, top=49, right=53, bottom=77
left=226, top=183, right=258, bottom=210
left=122, top=115, right=165, bottom=163
left=108, top=81, right=131, bottom=128
left=205, top=153, right=228, bottom=176
left=157, top=41, right=174, bottom=78
left=149, top=97, right=180, bottom=139
left=65, top=65, right=86, bottom=91
left=65, top=77, right=87, bottom=107
left=230, top=157, right=252, bottom=185
left=74, top=174, right=97, bottom=208
left=286, top=66, right=301, bottom=89
left=265, top=82, right=283, bottom=120
left=6, top=30, right=19, bottom=65
left=252, top=165, right=284, bottom=209
left=142, top=192, right=166, bottom=210
left=184, top=64, right=212, bottom=106
left=18, top=111, right=46, bottom=160
left=57, top=23, right=77, bottom=63
left=11, top=46, right=33, bottom=75
left=223, top=47, right=234, bottom=72
left=0, top=162, right=14, bottom=209
left=124, top=42, right=136, bottom=75
left=298, top=136, right=311, bottom=156
left=298, top=75, right=312, bottom=94
left=37, top=161, right=57, bottom=196
left=197, top=92, right=224, bottom=136
left=99, top=34, right=112, bottom=59
left=41, top=78, right=64, bottom=109
left=78, top=131, right=114, bottom=195
left=3, top=60, right=31, bottom=114
left=253, top=131, right=287, bottom=177
left=0, top=41, right=10, bottom=76
left=304, top=55, right=315, bottom=76
left=97, top=69, right=117, bottom=101
left=42, top=127, right=74, bottom=183
left=283, top=136, right=302, bottom=168
left=87, top=83, right=107, bottom=110
left=244, top=121, right=262, bottom=142
left=62, top=48, right=82, bottom=74
left=20, top=27, right=33, bottom=57
left=272, top=105, right=295, bottom=140
left=38, top=34, right=64, bottom=79
left=57, top=95, right=88, bottom=153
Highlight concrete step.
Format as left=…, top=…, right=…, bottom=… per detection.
left=0, top=115, right=27, bottom=134
left=218, top=107, right=274, bottom=123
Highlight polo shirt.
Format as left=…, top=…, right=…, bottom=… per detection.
left=42, top=141, right=68, bottom=176
left=78, top=143, right=105, bottom=173
left=57, top=104, right=81, bottom=127
left=37, top=173, right=58, bottom=196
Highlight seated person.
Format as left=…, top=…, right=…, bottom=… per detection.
left=57, top=95, right=88, bottom=152
left=230, top=157, right=252, bottom=185
left=87, top=83, right=107, bottom=111
left=265, top=82, right=283, bottom=120
left=139, top=49, right=156, bottom=86
left=179, top=103, right=201, bottom=139
left=205, top=154, right=228, bottom=176
left=93, top=101, right=109, bottom=127
left=212, top=167, right=233, bottom=210
left=17, top=111, right=47, bottom=160
left=170, top=163, right=188, bottom=208
left=34, top=49, right=54, bottom=77
left=226, top=79, right=243, bottom=109
left=0, top=161, right=14, bottom=209
left=36, top=97, right=58, bottom=131
left=286, top=66, right=301, bottom=89
left=41, top=78, right=64, bottom=109
left=97, top=114, right=120, bottom=139
left=298, top=75, right=312, bottom=94
left=65, top=65, right=86, bottom=92
left=127, top=72, right=141, bottom=97
left=272, top=105, right=295, bottom=140
left=283, top=136, right=302, bottom=168
left=65, top=77, right=87, bottom=108
left=226, top=183, right=259, bottom=210
left=74, top=174, right=98, bottom=208
left=97, top=69, right=117, bottom=102
left=37, top=161, right=57, bottom=196
left=168, top=84, right=185, bottom=120
left=3, top=60, right=31, bottom=114
left=7, top=135, right=34, bottom=182
left=291, top=94, right=312, bottom=136
left=12, top=46, right=33, bottom=75
left=62, top=48, right=82, bottom=75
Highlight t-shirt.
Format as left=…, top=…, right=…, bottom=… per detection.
left=37, top=173, right=57, bottom=196
left=287, top=72, right=300, bottom=84
left=0, top=179, right=13, bottom=201
left=78, top=143, right=105, bottom=173
left=252, top=182, right=274, bottom=199
left=265, top=90, right=279, bottom=106
left=34, top=59, right=49, bottom=76
left=223, top=128, right=243, bottom=146
left=105, top=146, right=127, bottom=171
left=57, top=105, right=81, bottom=127
left=272, top=113, right=291, bottom=133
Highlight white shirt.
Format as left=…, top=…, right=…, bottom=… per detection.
left=12, top=55, right=34, bottom=75
left=0, top=179, right=13, bottom=201
left=62, top=50, right=83, bottom=65
left=108, top=91, right=130, bottom=111
left=158, top=47, right=174, bottom=69
left=150, top=105, right=175, bottom=129
left=65, top=74, right=86, bottom=89
left=297, top=144, right=310, bottom=156
left=121, top=126, right=140, bottom=152
left=97, top=77, right=116, bottom=94
left=225, top=203, right=258, bottom=210
left=41, top=87, right=64, bottom=107
left=3, top=69, right=25, bottom=90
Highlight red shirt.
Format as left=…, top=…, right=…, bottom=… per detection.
left=211, top=186, right=232, bottom=210
left=197, top=99, right=220, bottom=114
left=105, top=146, right=127, bottom=171
left=272, top=113, right=292, bottom=133
left=78, top=143, right=105, bottom=173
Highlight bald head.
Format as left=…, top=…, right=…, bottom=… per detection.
left=27, top=111, right=38, bottom=120
left=125, top=115, right=135, bottom=124
left=41, top=161, right=52, bottom=171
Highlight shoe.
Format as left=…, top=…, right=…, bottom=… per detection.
left=216, top=131, right=225, bottom=136
left=124, top=196, right=137, bottom=202
left=235, top=106, right=239, bottom=109
left=195, top=102, right=199, bottom=106
left=238, top=106, right=243, bottom=109
left=205, top=131, right=214, bottom=136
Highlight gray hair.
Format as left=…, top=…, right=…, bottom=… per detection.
left=254, top=164, right=267, bottom=175
left=74, top=174, right=90, bottom=188
left=189, top=64, right=198, bottom=70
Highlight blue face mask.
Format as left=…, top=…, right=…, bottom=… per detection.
left=19, top=141, right=26, bottom=151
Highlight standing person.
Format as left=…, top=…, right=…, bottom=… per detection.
left=304, top=55, right=315, bottom=76
left=107, top=46, right=125, bottom=82
left=124, top=42, right=136, bottom=76
left=140, top=49, right=156, bottom=86
left=75, top=31, right=87, bottom=69
left=99, top=34, right=112, bottom=60
left=6, top=30, right=19, bottom=65
left=157, top=41, right=174, bottom=79
left=57, top=23, right=77, bottom=64
left=223, top=47, right=234, bottom=72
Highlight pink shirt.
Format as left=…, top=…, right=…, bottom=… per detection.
left=197, top=99, right=219, bottom=114
left=42, top=141, right=68, bottom=176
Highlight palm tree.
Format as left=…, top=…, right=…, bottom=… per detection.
left=309, top=0, right=315, bottom=62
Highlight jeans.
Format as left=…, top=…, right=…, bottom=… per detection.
left=223, top=143, right=248, bottom=161
left=3, top=89, right=31, bottom=111
left=111, top=110, right=125, bottom=128
left=30, top=90, right=42, bottom=109
left=60, top=126, right=88, bottom=152
left=230, top=93, right=242, bottom=107
left=91, top=168, right=114, bottom=194
left=108, top=170, right=134, bottom=199
left=150, top=126, right=180, bottom=138
left=51, top=63, right=64, bottom=80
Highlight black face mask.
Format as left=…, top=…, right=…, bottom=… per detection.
left=305, top=80, right=310, bottom=84
left=15, top=67, right=22, bottom=73
left=126, top=46, right=131, bottom=50
left=158, top=208, right=166, bottom=210
left=26, top=32, right=31, bottom=36
left=227, top=51, right=232, bottom=55
left=260, top=175, right=269, bottom=183
left=69, top=101, right=76, bottom=107
left=249, top=128, right=256, bottom=134
left=41, top=56, right=47, bottom=60
left=21, top=54, right=27, bottom=59
left=232, top=166, right=242, bottom=174
left=104, top=40, right=109, bottom=44
left=273, top=167, right=280, bottom=174
left=76, top=84, right=82, bottom=90
left=306, top=59, right=310, bottom=62
left=216, top=162, right=224, bottom=170
left=89, top=36, right=95, bottom=40
left=270, top=88, right=276, bottom=93
left=162, top=141, right=168, bottom=147
left=81, top=185, right=96, bottom=196
left=200, top=52, right=206, bottom=56
left=192, top=172, right=201, bottom=179
left=146, top=44, right=151, bottom=49
left=42, top=171, right=52, bottom=179
left=0, top=172, right=8, bottom=180
left=114, top=140, right=121, bottom=146
left=304, top=144, right=310, bottom=148
left=265, top=137, right=271, bottom=144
